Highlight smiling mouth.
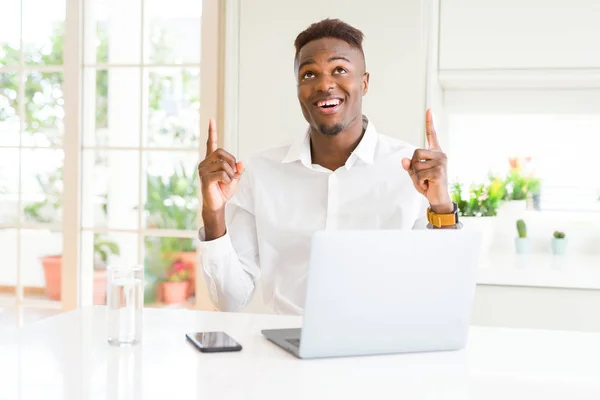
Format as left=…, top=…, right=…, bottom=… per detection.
left=314, top=98, right=344, bottom=114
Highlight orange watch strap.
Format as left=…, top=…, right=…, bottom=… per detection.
left=427, top=206, right=457, bottom=228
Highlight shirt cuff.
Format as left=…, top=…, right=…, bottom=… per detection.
left=197, top=227, right=235, bottom=259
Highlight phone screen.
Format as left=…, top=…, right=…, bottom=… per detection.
left=186, top=331, right=242, bottom=352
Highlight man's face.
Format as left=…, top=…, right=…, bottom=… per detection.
left=295, top=38, right=369, bottom=136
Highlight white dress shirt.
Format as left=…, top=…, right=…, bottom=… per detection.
left=198, top=118, right=429, bottom=315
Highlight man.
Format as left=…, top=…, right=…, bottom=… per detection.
left=198, top=19, right=459, bottom=315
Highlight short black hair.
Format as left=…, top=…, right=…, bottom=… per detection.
left=294, top=18, right=365, bottom=61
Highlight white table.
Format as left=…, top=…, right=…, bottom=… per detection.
left=2, top=307, right=600, bottom=399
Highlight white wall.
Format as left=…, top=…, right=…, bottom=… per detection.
left=234, top=0, right=432, bottom=159
left=439, top=0, right=600, bottom=70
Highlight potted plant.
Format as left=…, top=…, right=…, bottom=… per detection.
left=93, top=234, right=121, bottom=304
left=162, top=260, right=190, bottom=304
left=24, top=235, right=119, bottom=302
left=23, top=168, right=120, bottom=301
left=22, top=167, right=62, bottom=300
left=144, top=164, right=198, bottom=299
left=505, top=169, right=529, bottom=201
left=528, top=177, right=542, bottom=211
left=40, top=255, right=62, bottom=301
left=515, top=219, right=531, bottom=255
left=501, top=168, right=528, bottom=216
left=451, top=175, right=505, bottom=255
left=551, top=231, right=567, bottom=255
left=500, top=157, right=540, bottom=215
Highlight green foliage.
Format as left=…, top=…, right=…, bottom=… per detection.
left=553, top=231, right=566, bottom=239
left=23, top=167, right=63, bottom=223
left=26, top=23, right=65, bottom=65
left=516, top=219, right=527, bottom=238
left=93, top=234, right=120, bottom=268
left=528, top=177, right=541, bottom=195
left=0, top=43, right=19, bottom=66
left=505, top=169, right=528, bottom=200
left=147, top=68, right=200, bottom=146
left=142, top=165, right=198, bottom=293
left=504, top=169, right=541, bottom=201
left=145, top=164, right=198, bottom=234
left=168, top=269, right=189, bottom=282
left=0, top=24, right=65, bottom=145
left=167, top=260, right=189, bottom=282
left=0, top=72, right=18, bottom=121
left=452, top=167, right=542, bottom=217
left=451, top=175, right=506, bottom=217
left=148, top=25, right=174, bottom=64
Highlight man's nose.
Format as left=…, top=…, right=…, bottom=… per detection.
left=315, top=73, right=335, bottom=92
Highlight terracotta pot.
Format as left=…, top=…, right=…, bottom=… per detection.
left=162, top=281, right=190, bottom=304
left=41, top=255, right=62, bottom=301
left=93, top=269, right=107, bottom=305
left=171, top=251, right=197, bottom=297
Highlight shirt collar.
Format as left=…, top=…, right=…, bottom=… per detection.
left=281, top=126, right=312, bottom=166
left=350, top=116, right=377, bottom=165
left=281, top=116, right=378, bottom=167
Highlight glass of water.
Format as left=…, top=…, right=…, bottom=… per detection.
left=107, top=265, right=144, bottom=346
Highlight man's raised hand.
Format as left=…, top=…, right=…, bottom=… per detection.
left=198, top=119, right=245, bottom=213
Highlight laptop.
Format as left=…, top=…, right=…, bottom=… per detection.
left=262, top=229, right=481, bottom=359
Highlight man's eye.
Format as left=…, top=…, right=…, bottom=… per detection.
left=333, top=67, right=347, bottom=74
left=302, top=71, right=315, bottom=80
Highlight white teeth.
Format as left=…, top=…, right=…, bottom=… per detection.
left=318, top=99, right=341, bottom=107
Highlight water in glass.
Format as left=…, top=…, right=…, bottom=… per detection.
left=107, top=265, right=143, bottom=346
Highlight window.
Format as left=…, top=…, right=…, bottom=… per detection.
left=445, top=89, right=600, bottom=258
left=0, top=0, right=66, bottom=327
left=81, top=0, right=204, bottom=310
left=447, top=113, right=600, bottom=212
left=0, top=0, right=209, bottom=328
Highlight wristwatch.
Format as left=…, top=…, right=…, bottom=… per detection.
left=427, top=202, right=460, bottom=228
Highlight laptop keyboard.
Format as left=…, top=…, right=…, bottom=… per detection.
left=285, top=338, right=301, bottom=348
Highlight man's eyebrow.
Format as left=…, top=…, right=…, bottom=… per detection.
left=297, top=58, right=315, bottom=71
left=297, top=56, right=351, bottom=71
left=327, top=56, right=350, bottom=63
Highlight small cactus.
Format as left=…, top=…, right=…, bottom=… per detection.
left=516, top=219, right=527, bottom=238
left=553, top=231, right=566, bottom=239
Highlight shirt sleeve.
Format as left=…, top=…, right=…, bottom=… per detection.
left=412, top=196, right=430, bottom=229
left=197, top=169, right=260, bottom=312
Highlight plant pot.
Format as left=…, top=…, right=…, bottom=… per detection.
left=171, top=251, right=197, bottom=298
left=532, top=193, right=541, bottom=211
left=461, top=216, right=497, bottom=256
left=498, top=200, right=527, bottom=218
left=162, top=281, right=190, bottom=304
left=551, top=238, right=568, bottom=255
left=41, top=255, right=62, bottom=300
left=93, top=269, right=107, bottom=305
left=515, top=238, right=531, bottom=255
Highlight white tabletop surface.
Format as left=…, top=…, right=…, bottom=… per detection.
left=2, top=306, right=600, bottom=400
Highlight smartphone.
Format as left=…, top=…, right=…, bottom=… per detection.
left=185, top=331, right=242, bottom=353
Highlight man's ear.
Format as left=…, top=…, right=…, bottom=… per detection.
left=362, top=72, right=370, bottom=95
